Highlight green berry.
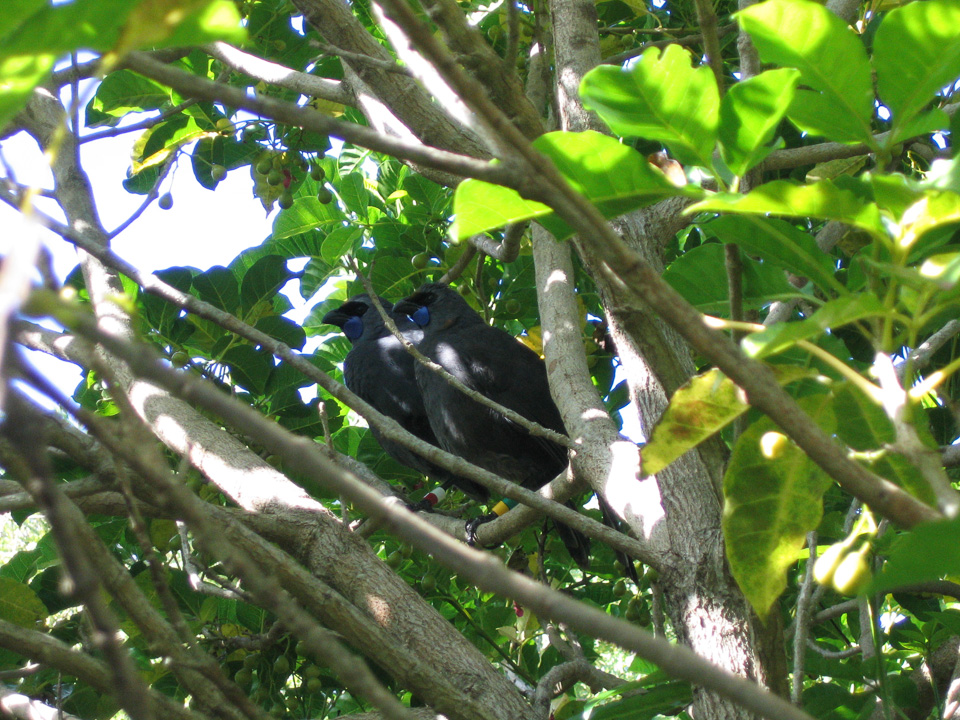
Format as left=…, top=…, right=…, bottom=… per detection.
left=233, top=668, right=253, bottom=688
left=171, top=350, right=189, bottom=368
left=386, top=551, right=402, bottom=568
left=316, top=187, right=333, bottom=204
left=305, top=677, right=322, bottom=694
left=158, top=192, right=173, bottom=210
left=215, top=118, right=234, bottom=134
left=256, top=157, right=273, bottom=174
left=211, top=164, right=227, bottom=182
left=310, top=164, right=325, bottom=181
left=273, top=655, right=291, bottom=677
left=278, top=190, right=294, bottom=210
left=267, top=169, right=283, bottom=186
left=411, top=253, right=429, bottom=270
left=421, top=575, right=436, bottom=592
left=613, top=579, right=627, bottom=597
left=504, top=298, right=522, bottom=315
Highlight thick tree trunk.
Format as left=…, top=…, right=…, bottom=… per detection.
left=547, top=0, right=787, bottom=715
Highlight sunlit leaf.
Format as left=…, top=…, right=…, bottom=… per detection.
left=581, top=43, right=719, bottom=167
left=875, top=0, right=960, bottom=144
left=453, top=131, right=686, bottom=241
left=719, top=68, right=800, bottom=176
left=742, top=294, right=886, bottom=359
left=688, top=180, right=886, bottom=237
left=273, top=196, right=344, bottom=240
left=724, top=394, right=835, bottom=619
left=643, top=366, right=812, bottom=478
left=737, top=0, right=874, bottom=144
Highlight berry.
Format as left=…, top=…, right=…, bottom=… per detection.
left=411, top=253, right=429, bottom=270
left=210, top=164, right=227, bottom=182
left=158, top=192, right=173, bottom=210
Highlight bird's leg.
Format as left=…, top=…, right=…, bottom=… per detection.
left=408, top=485, right=448, bottom=513
left=464, top=513, right=499, bottom=547
left=465, top=498, right=514, bottom=547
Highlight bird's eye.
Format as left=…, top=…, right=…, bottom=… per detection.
left=411, top=305, right=431, bottom=327
left=344, top=315, right=364, bottom=339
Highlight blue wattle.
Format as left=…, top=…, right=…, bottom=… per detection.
left=344, top=316, right=364, bottom=340
left=411, top=306, right=431, bottom=327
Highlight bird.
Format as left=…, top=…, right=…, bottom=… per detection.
left=392, top=283, right=593, bottom=569
left=321, top=294, right=488, bottom=503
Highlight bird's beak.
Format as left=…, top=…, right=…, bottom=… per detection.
left=391, top=299, right=419, bottom=317
left=321, top=309, right=347, bottom=326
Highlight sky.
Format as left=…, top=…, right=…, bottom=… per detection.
left=0, top=113, right=289, bottom=402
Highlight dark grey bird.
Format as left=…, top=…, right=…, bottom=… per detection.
left=321, top=295, right=487, bottom=502
left=392, top=283, right=592, bottom=569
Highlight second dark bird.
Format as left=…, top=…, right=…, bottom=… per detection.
left=321, top=294, right=487, bottom=502
left=393, top=283, right=592, bottom=569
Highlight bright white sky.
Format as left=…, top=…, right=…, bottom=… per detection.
left=0, top=109, right=296, bottom=401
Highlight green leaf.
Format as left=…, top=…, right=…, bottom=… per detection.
left=723, top=394, right=835, bottom=619
left=875, top=0, right=960, bottom=145
left=157, top=0, right=246, bottom=49
left=222, top=345, right=274, bottom=396
left=453, top=131, right=686, bottom=241
left=0, top=55, right=55, bottom=132
left=642, top=366, right=812, bottom=477
left=719, top=68, right=800, bottom=176
left=320, top=226, right=364, bottom=266
left=254, top=317, right=306, bottom=351
left=870, top=516, right=960, bottom=593
left=662, top=243, right=795, bottom=314
left=193, top=266, right=240, bottom=314
left=273, top=196, right=344, bottom=241
left=0, top=0, right=132, bottom=55
left=687, top=180, right=886, bottom=237
left=737, top=0, right=874, bottom=144
left=743, top=294, right=887, bottom=359
left=580, top=43, right=719, bottom=167
left=239, top=255, right=292, bottom=318
left=903, top=193, right=960, bottom=252
left=0, top=577, right=49, bottom=627
left=338, top=173, right=370, bottom=221
left=706, top=215, right=844, bottom=295
left=89, top=69, right=170, bottom=118
left=565, top=681, right=692, bottom=720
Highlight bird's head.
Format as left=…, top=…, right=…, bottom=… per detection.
left=321, top=295, right=388, bottom=341
left=393, top=283, right=481, bottom=330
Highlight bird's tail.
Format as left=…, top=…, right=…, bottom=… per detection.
left=554, top=503, right=592, bottom=571
left=598, top=495, right=640, bottom=583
